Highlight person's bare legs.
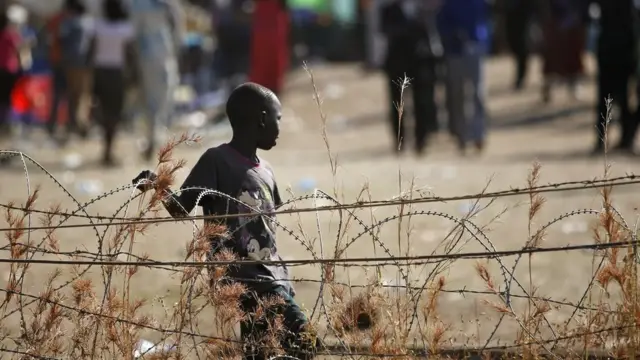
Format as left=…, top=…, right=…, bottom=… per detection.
left=542, top=77, right=552, bottom=104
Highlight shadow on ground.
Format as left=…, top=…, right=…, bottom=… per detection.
left=334, top=103, right=592, bottom=134
left=499, top=148, right=640, bottom=163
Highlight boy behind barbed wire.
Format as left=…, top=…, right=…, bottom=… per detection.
left=132, top=82, right=319, bottom=359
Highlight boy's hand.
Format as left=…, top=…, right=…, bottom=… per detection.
left=132, top=170, right=158, bottom=192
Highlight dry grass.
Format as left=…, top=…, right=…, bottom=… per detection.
left=0, top=75, right=638, bottom=360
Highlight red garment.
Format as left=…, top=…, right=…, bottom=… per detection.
left=0, top=27, right=20, bottom=73
left=46, top=12, right=67, bottom=66
left=541, top=20, right=585, bottom=77
left=248, top=0, right=289, bottom=94
left=11, top=74, right=68, bottom=124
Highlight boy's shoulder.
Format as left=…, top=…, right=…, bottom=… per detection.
left=200, top=144, right=254, bottom=166
left=200, top=145, right=277, bottom=178
left=201, top=144, right=228, bottom=158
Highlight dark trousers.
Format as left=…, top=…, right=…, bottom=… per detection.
left=93, top=67, right=125, bottom=161
left=47, top=66, right=67, bottom=136
left=596, top=58, right=637, bottom=148
left=505, top=16, right=530, bottom=89
left=385, top=60, right=438, bottom=152
left=240, top=286, right=317, bottom=360
left=65, top=67, right=93, bottom=135
left=0, top=69, right=19, bottom=134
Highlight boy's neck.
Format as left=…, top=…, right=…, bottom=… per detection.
left=228, top=137, right=258, bottom=162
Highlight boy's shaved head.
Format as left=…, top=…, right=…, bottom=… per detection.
left=226, top=82, right=279, bottom=128
left=226, top=82, right=282, bottom=150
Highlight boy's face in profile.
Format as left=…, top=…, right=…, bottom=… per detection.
left=257, top=98, right=282, bottom=150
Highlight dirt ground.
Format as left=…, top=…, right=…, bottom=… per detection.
left=1, top=54, right=640, bottom=348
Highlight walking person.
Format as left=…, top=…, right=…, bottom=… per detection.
left=438, top=0, right=489, bottom=154
left=504, top=0, right=536, bottom=90
left=380, top=0, right=442, bottom=155
left=539, top=0, right=589, bottom=103
left=131, top=83, right=321, bottom=360
left=89, top=0, right=135, bottom=167
left=0, top=10, right=22, bottom=138
left=58, top=0, right=95, bottom=142
left=44, top=5, right=69, bottom=141
left=130, top=0, right=184, bottom=161
left=591, top=0, right=639, bottom=154
left=210, top=0, right=252, bottom=91
left=248, top=0, right=290, bottom=96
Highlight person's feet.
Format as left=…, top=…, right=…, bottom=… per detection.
left=0, top=153, right=12, bottom=166
left=46, top=123, right=56, bottom=138
left=567, top=83, right=586, bottom=102
left=73, top=125, right=90, bottom=140
left=612, top=142, right=638, bottom=156
left=53, top=133, right=71, bottom=149
left=590, top=140, right=638, bottom=156
left=590, top=141, right=605, bottom=156
left=143, top=146, right=155, bottom=162
left=457, top=139, right=467, bottom=156
left=542, top=83, right=551, bottom=104
left=102, top=154, right=122, bottom=168
left=415, top=136, right=428, bottom=157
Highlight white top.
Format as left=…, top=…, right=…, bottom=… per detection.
left=93, top=20, right=135, bottom=67
left=130, top=0, right=181, bottom=60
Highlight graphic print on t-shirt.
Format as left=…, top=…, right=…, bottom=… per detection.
left=236, top=176, right=277, bottom=262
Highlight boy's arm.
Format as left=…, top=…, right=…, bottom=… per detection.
left=165, top=150, right=217, bottom=217
left=135, top=150, right=217, bottom=218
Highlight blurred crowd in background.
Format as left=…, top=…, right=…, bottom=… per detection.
left=0, top=0, right=638, bottom=167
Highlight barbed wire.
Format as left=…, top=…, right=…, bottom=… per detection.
left=0, top=174, right=637, bottom=232
left=0, top=149, right=638, bottom=359
left=0, top=239, right=632, bottom=267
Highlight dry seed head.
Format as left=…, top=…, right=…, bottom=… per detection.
left=527, top=195, right=546, bottom=222
left=330, top=284, right=345, bottom=300
left=323, top=263, right=335, bottom=283
left=181, top=266, right=199, bottom=283
left=527, top=161, right=542, bottom=188
left=156, top=133, right=201, bottom=164
left=213, top=247, right=237, bottom=262
left=71, top=279, right=93, bottom=306
left=23, top=186, right=40, bottom=213
left=154, top=162, right=180, bottom=193
left=210, top=282, right=246, bottom=307
left=335, top=290, right=380, bottom=332
left=261, top=294, right=286, bottom=310
left=481, top=299, right=512, bottom=315
left=532, top=300, right=551, bottom=318
left=429, top=321, right=448, bottom=352
left=205, top=338, right=241, bottom=359
left=597, top=263, right=625, bottom=290
left=196, top=222, right=227, bottom=242
left=474, top=261, right=496, bottom=291
left=209, top=266, right=227, bottom=282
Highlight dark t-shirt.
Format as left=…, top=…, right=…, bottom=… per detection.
left=594, top=0, right=637, bottom=63
left=59, top=15, right=94, bottom=67
left=175, top=144, right=290, bottom=293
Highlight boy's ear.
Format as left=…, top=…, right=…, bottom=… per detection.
left=259, top=111, right=267, bottom=128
